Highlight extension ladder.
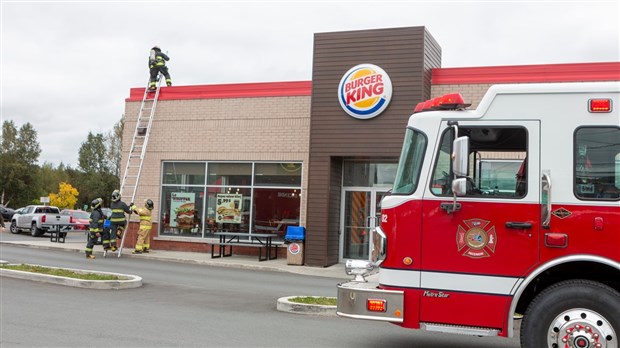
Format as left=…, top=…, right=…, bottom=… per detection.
left=116, top=75, right=163, bottom=257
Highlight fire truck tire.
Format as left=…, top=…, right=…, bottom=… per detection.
left=520, top=279, right=620, bottom=348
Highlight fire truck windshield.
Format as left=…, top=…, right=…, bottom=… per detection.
left=393, top=128, right=427, bottom=194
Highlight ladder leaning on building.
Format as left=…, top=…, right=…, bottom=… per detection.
left=117, top=75, right=164, bottom=257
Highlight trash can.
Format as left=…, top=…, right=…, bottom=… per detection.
left=285, top=226, right=305, bottom=266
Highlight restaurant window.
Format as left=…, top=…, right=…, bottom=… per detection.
left=252, top=187, right=300, bottom=239
left=162, top=162, right=205, bottom=185
left=160, top=186, right=205, bottom=237
left=574, top=127, right=620, bottom=200
left=254, top=163, right=301, bottom=186
left=160, top=161, right=302, bottom=239
left=207, top=162, right=251, bottom=185
left=205, top=186, right=251, bottom=235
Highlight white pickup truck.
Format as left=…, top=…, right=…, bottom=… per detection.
left=10, top=205, right=72, bottom=237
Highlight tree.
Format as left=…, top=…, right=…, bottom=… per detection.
left=105, top=116, right=124, bottom=178
left=0, top=121, right=42, bottom=207
left=37, top=162, right=71, bottom=198
left=49, top=182, right=79, bottom=209
left=76, top=131, right=119, bottom=208
left=78, top=132, right=108, bottom=174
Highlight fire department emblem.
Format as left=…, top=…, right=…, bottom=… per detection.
left=456, top=219, right=497, bottom=259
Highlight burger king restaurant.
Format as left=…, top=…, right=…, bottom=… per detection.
left=122, top=26, right=619, bottom=267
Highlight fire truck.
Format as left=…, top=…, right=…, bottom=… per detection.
left=337, top=82, right=620, bottom=348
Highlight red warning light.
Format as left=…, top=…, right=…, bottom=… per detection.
left=589, top=99, right=612, bottom=113
left=367, top=299, right=387, bottom=312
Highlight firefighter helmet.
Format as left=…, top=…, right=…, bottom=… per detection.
left=111, top=189, right=121, bottom=202
left=145, top=199, right=154, bottom=210
left=152, top=45, right=161, bottom=51
left=91, top=198, right=101, bottom=209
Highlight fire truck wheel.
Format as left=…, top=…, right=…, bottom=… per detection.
left=520, top=279, right=620, bottom=348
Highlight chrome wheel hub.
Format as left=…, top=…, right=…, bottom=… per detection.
left=548, top=308, right=617, bottom=348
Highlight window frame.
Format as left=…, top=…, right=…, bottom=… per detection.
left=573, top=126, right=620, bottom=201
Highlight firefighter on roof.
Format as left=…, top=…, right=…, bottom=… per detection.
left=85, top=198, right=107, bottom=259
left=131, top=199, right=154, bottom=254
left=148, top=46, right=172, bottom=90
left=109, top=189, right=132, bottom=252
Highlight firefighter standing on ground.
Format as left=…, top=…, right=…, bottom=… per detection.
left=148, top=46, right=172, bottom=90
left=86, top=198, right=108, bottom=259
left=131, top=199, right=154, bottom=254
left=109, top=189, right=132, bottom=252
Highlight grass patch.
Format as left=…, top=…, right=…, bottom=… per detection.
left=0, top=264, right=121, bottom=281
left=289, top=296, right=337, bottom=306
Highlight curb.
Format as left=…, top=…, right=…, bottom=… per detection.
left=276, top=296, right=337, bottom=316
left=0, top=264, right=142, bottom=290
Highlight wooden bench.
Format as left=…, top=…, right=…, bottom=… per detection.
left=211, top=232, right=279, bottom=261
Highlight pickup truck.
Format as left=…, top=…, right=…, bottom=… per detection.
left=10, top=205, right=72, bottom=237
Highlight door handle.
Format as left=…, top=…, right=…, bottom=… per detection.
left=505, top=221, right=533, bottom=229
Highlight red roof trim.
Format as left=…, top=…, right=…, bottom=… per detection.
left=432, top=62, right=620, bottom=84
left=126, top=81, right=312, bottom=102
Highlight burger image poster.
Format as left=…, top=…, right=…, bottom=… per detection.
left=170, top=192, right=195, bottom=229
left=216, top=193, right=242, bottom=224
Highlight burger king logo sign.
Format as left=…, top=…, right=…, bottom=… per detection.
left=338, top=64, right=392, bottom=119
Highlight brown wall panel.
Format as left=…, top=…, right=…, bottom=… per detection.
left=305, top=26, right=441, bottom=267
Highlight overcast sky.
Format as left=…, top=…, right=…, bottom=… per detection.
left=2, top=0, right=619, bottom=167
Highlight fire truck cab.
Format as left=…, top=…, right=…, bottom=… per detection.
left=337, top=82, right=620, bottom=348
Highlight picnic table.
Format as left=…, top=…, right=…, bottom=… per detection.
left=211, top=232, right=279, bottom=261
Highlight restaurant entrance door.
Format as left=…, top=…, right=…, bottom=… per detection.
left=340, top=188, right=387, bottom=261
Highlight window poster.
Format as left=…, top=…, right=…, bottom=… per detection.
left=170, top=192, right=195, bottom=229
left=216, top=193, right=242, bottom=224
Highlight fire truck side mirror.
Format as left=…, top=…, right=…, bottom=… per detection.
left=452, top=178, right=467, bottom=196
left=452, top=136, right=469, bottom=177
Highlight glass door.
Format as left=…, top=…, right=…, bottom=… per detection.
left=341, top=188, right=387, bottom=261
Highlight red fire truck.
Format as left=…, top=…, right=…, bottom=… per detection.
left=337, top=82, right=620, bottom=348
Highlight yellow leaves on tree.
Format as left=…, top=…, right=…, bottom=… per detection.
left=49, top=182, right=79, bottom=209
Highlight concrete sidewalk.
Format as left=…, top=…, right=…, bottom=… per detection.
left=0, top=237, right=349, bottom=280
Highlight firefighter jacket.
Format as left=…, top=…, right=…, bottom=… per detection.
left=110, top=201, right=131, bottom=223
left=149, top=51, right=170, bottom=68
left=89, top=208, right=104, bottom=233
left=132, top=206, right=152, bottom=231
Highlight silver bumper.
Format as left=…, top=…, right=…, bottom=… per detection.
left=337, top=280, right=404, bottom=323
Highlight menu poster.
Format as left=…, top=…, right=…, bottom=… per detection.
left=216, top=193, right=242, bottom=224
left=170, top=192, right=195, bottom=229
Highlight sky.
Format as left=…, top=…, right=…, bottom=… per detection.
left=1, top=1, right=619, bottom=167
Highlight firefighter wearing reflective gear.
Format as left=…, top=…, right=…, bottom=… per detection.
left=148, top=46, right=171, bottom=90
left=131, top=199, right=153, bottom=254
left=85, top=198, right=107, bottom=259
left=109, top=189, right=131, bottom=251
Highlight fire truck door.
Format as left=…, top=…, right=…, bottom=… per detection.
left=419, top=120, right=540, bottom=329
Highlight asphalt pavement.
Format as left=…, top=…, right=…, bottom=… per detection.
left=0, top=229, right=347, bottom=279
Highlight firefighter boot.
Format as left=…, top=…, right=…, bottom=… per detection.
left=132, top=250, right=142, bottom=254
left=166, top=79, right=172, bottom=87
left=86, top=253, right=95, bottom=260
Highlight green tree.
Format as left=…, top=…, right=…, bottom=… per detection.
left=76, top=131, right=119, bottom=208
left=78, top=132, right=108, bottom=174
left=0, top=121, right=41, bottom=207
left=37, top=162, right=71, bottom=198
left=105, top=116, right=124, bottom=178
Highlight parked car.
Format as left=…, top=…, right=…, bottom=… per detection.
left=0, top=205, right=15, bottom=221
left=59, top=209, right=90, bottom=230
left=10, top=205, right=69, bottom=237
